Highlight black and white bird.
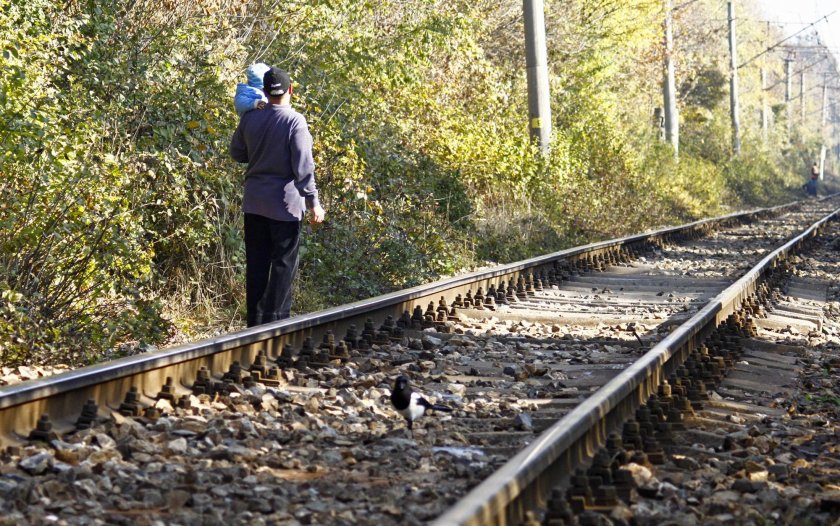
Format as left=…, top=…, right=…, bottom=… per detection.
left=390, top=375, right=452, bottom=430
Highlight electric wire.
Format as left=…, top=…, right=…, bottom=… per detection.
left=739, top=10, right=837, bottom=70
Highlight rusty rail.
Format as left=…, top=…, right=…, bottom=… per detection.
left=0, top=201, right=799, bottom=445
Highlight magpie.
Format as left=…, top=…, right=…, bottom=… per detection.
left=390, top=375, right=452, bottom=430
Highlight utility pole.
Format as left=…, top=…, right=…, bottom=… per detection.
left=822, top=79, right=834, bottom=180
left=820, top=144, right=826, bottom=180
left=760, top=22, right=769, bottom=143
left=784, top=57, right=794, bottom=133
left=524, top=0, right=551, bottom=153
left=784, top=58, right=793, bottom=102
left=821, top=74, right=828, bottom=128
left=663, top=0, right=679, bottom=157
left=760, top=68, right=768, bottom=141
left=799, top=69, right=805, bottom=124
left=728, top=1, right=741, bottom=155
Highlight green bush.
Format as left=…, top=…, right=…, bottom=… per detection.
left=0, top=0, right=826, bottom=366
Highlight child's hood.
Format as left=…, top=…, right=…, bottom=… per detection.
left=246, top=63, right=271, bottom=88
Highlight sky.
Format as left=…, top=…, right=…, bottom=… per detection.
left=757, top=0, right=839, bottom=62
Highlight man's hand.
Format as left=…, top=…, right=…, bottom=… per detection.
left=309, top=205, right=325, bottom=224
left=256, top=100, right=267, bottom=110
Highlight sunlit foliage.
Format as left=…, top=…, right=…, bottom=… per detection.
left=0, top=0, right=830, bottom=365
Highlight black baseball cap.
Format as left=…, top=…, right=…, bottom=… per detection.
left=263, top=67, right=291, bottom=96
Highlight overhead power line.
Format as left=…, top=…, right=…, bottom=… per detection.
left=764, top=56, right=830, bottom=91
left=738, top=10, right=836, bottom=70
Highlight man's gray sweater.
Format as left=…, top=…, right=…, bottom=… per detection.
left=230, top=104, right=320, bottom=222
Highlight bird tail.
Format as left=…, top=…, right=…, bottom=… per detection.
left=429, top=404, right=452, bottom=413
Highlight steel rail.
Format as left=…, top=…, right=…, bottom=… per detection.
left=0, top=201, right=799, bottom=444
left=431, top=205, right=840, bottom=526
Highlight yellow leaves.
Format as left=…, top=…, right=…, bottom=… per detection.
left=186, top=116, right=219, bottom=139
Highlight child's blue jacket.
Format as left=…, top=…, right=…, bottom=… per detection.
left=234, top=63, right=270, bottom=117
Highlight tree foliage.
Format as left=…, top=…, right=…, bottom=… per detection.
left=0, top=0, right=833, bottom=365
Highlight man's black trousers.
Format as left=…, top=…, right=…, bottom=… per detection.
left=244, top=213, right=302, bottom=327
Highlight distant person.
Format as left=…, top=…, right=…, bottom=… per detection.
left=230, top=67, right=325, bottom=326
left=807, top=161, right=819, bottom=197
left=233, top=63, right=270, bottom=117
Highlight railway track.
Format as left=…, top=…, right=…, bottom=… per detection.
left=531, top=220, right=840, bottom=526
left=0, top=197, right=838, bottom=525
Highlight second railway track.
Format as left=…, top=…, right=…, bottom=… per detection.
left=1, top=197, right=839, bottom=525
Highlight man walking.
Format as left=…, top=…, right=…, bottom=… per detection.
left=230, top=67, right=325, bottom=326
left=808, top=161, right=819, bottom=197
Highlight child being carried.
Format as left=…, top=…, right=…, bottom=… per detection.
left=234, top=63, right=270, bottom=117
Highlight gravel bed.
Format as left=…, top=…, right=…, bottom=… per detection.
left=0, top=366, right=71, bottom=388
left=0, top=319, right=622, bottom=526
